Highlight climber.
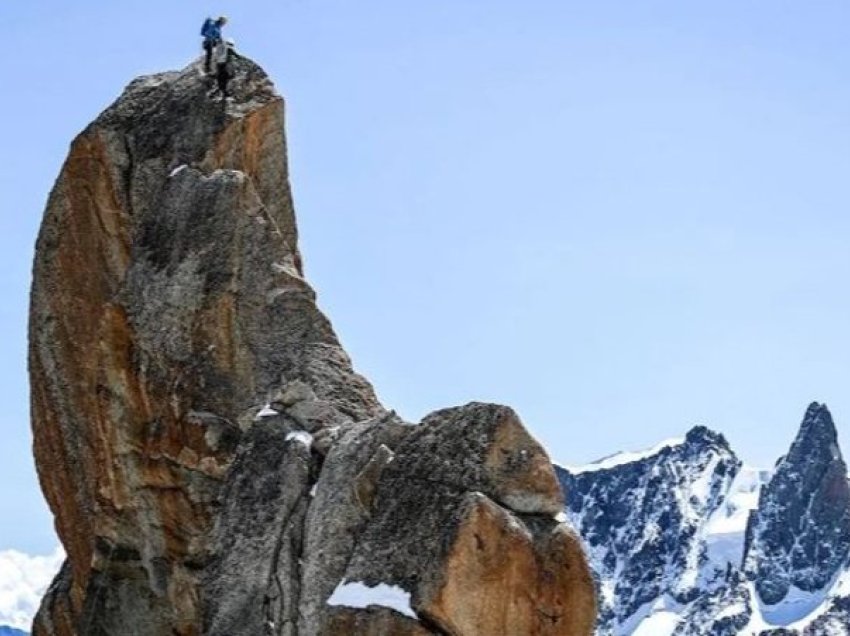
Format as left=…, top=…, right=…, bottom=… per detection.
left=212, top=38, right=237, bottom=99
left=200, top=15, right=228, bottom=73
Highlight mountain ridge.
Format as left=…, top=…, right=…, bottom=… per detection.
left=557, top=402, right=850, bottom=635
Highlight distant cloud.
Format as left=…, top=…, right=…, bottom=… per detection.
left=0, top=547, right=63, bottom=631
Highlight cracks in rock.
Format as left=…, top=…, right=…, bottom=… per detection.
left=473, top=533, right=485, bottom=552
left=262, top=445, right=320, bottom=636
left=255, top=202, right=285, bottom=241
left=380, top=471, right=538, bottom=520
left=120, top=131, right=136, bottom=223
left=79, top=538, right=122, bottom=636
left=536, top=607, right=563, bottom=625
left=416, top=610, right=454, bottom=636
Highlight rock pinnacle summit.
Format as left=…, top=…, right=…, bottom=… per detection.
left=29, top=57, right=595, bottom=636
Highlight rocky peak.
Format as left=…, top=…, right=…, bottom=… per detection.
left=684, top=425, right=731, bottom=451
left=785, top=402, right=841, bottom=464
left=744, top=403, right=850, bottom=605
left=556, top=426, right=740, bottom=631
left=30, top=56, right=595, bottom=636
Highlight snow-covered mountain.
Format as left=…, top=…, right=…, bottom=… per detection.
left=556, top=402, right=850, bottom=635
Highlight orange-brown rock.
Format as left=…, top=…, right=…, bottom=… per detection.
left=31, top=56, right=595, bottom=636
left=30, top=57, right=379, bottom=635
left=324, top=404, right=596, bottom=636
left=424, top=494, right=596, bottom=635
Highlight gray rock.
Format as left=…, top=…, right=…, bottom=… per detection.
left=354, top=444, right=396, bottom=511
left=204, top=417, right=315, bottom=636
left=298, top=414, right=414, bottom=635
left=274, top=380, right=317, bottom=408
left=389, top=402, right=565, bottom=515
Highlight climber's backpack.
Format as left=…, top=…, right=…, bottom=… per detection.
left=200, top=17, right=215, bottom=39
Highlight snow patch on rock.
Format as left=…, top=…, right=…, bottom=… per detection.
left=326, top=580, right=415, bottom=618
left=704, top=466, right=769, bottom=568
left=255, top=404, right=278, bottom=419
left=285, top=430, right=313, bottom=449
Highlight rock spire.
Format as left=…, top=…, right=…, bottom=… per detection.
left=29, top=56, right=595, bottom=636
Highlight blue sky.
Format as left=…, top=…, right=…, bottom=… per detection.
left=3, top=1, right=850, bottom=554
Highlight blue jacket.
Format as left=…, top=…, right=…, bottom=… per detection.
left=201, top=18, right=222, bottom=42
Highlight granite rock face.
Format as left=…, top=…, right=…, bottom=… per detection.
left=30, top=56, right=594, bottom=635
left=333, top=404, right=596, bottom=636
left=29, top=55, right=380, bottom=636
